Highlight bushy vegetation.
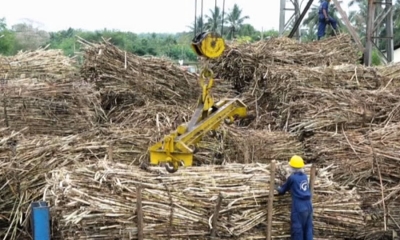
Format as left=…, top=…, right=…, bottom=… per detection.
left=1, top=1, right=399, bottom=66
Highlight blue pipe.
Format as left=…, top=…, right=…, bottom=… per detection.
left=31, top=201, right=50, bottom=240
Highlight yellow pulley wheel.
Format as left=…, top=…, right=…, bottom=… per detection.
left=191, top=32, right=225, bottom=59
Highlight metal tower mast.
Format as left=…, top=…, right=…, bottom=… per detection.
left=364, top=0, right=394, bottom=66
left=279, top=0, right=301, bottom=39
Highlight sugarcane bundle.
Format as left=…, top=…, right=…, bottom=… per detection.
left=377, top=62, right=400, bottom=88
left=356, top=184, right=400, bottom=238
left=253, top=34, right=360, bottom=66
left=0, top=78, right=101, bottom=135
left=212, top=77, right=239, bottom=99
left=0, top=126, right=164, bottom=239
left=233, top=89, right=283, bottom=130
left=222, top=126, right=304, bottom=164
left=0, top=125, right=280, bottom=240
left=303, top=123, right=400, bottom=186
left=278, top=87, right=400, bottom=133
left=0, top=48, right=78, bottom=81
left=237, top=67, right=400, bottom=131
left=208, top=43, right=261, bottom=92
left=261, top=64, right=389, bottom=95
left=0, top=128, right=88, bottom=240
left=78, top=38, right=199, bottom=123
left=365, top=123, right=400, bottom=185
left=101, top=92, right=196, bottom=127
left=302, top=130, right=371, bottom=184
left=303, top=130, right=367, bottom=162
left=44, top=161, right=371, bottom=239
left=189, top=126, right=304, bottom=166
left=87, top=76, right=233, bottom=126
left=208, top=34, right=360, bottom=92
left=207, top=64, right=398, bottom=132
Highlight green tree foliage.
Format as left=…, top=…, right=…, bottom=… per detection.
left=224, top=4, right=250, bottom=39
left=0, top=18, right=17, bottom=55
left=1, top=1, right=400, bottom=65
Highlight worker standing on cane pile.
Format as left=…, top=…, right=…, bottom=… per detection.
left=275, top=155, right=313, bottom=240
left=317, top=0, right=338, bottom=40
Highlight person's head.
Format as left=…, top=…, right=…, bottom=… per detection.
left=289, top=155, right=305, bottom=173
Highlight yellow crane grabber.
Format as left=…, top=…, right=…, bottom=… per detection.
left=148, top=68, right=247, bottom=173
left=148, top=0, right=247, bottom=173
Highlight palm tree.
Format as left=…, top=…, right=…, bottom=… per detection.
left=187, top=16, right=206, bottom=36
left=205, top=6, right=224, bottom=34
left=224, top=4, right=249, bottom=39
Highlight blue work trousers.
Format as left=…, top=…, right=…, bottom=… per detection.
left=291, top=210, right=313, bottom=240
left=317, top=16, right=337, bottom=38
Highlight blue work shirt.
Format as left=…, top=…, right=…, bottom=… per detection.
left=277, top=171, right=312, bottom=213
left=318, top=0, right=329, bottom=19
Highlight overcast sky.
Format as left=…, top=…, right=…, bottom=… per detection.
left=1, top=0, right=351, bottom=33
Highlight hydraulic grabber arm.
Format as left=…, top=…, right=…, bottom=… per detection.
left=148, top=68, right=247, bottom=173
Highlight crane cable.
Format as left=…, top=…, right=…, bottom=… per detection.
left=201, top=0, right=204, bottom=32
left=212, top=0, right=225, bottom=35
left=193, top=0, right=205, bottom=38
left=194, top=0, right=197, bottom=38
left=194, top=0, right=225, bottom=36
left=192, top=0, right=226, bottom=60
left=221, top=0, right=225, bottom=35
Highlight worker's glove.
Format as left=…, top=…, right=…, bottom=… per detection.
left=276, top=167, right=287, bottom=182
left=325, top=18, right=330, bottom=23
left=275, top=179, right=282, bottom=185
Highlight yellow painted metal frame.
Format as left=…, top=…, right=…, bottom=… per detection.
left=148, top=98, right=247, bottom=173
left=148, top=68, right=247, bottom=173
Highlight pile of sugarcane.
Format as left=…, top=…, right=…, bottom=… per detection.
left=78, top=38, right=199, bottom=124
left=204, top=34, right=400, bottom=238
left=224, top=63, right=400, bottom=132
left=208, top=34, right=361, bottom=92
left=0, top=127, right=156, bottom=239
left=44, top=162, right=372, bottom=239
left=222, top=127, right=304, bottom=164
left=1, top=33, right=400, bottom=240
left=0, top=48, right=78, bottom=81
left=303, top=122, right=400, bottom=185
left=278, top=87, right=400, bottom=132
left=0, top=123, right=307, bottom=239
left=0, top=78, right=101, bottom=135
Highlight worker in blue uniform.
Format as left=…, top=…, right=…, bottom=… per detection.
left=317, top=0, right=338, bottom=40
left=275, top=155, right=313, bottom=240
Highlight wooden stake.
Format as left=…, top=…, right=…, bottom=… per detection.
left=310, top=164, right=316, bottom=197
left=266, top=160, right=276, bottom=240
left=136, top=184, right=144, bottom=240
left=210, top=193, right=223, bottom=238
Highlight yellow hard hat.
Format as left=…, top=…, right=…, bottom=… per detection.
left=289, top=155, right=305, bottom=168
